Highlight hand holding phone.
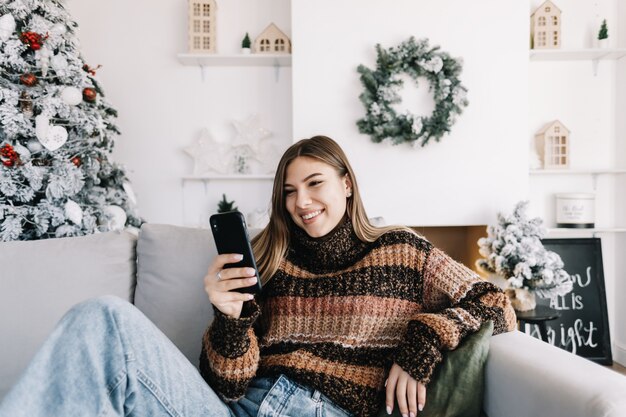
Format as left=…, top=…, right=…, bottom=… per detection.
left=203, top=253, right=257, bottom=319
left=209, top=211, right=262, bottom=294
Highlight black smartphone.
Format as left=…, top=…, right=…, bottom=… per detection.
left=209, top=211, right=262, bottom=294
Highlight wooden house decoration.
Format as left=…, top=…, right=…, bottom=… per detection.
left=535, top=120, right=570, bottom=169
left=253, top=23, right=291, bottom=54
left=188, top=0, right=216, bottom=53
left=531, top=0, right=561, bottom=49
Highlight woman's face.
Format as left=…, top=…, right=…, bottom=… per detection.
left=284, top=156, right=351, bottom=238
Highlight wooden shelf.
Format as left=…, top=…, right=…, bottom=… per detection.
left=177, top=53, right=291, bottom=67
left=529, top=48, right=626, bottom=61
left=530, top=169, right=626, bottom=175
left=182, top=174, right=274, bottom=181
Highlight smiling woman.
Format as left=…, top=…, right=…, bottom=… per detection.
left=199, top=135, right=518, bottom=417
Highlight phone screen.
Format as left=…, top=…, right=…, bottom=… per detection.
left=209, top=211, right=262, bottom=294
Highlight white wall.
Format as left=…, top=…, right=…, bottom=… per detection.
left=528, top=0, right=618, bottom=224
left=66, top=0, right=624, bottom=362
left=66, top=0, right=292, bottom=227
left=528, top=0, right=624, bottom=366
left=614, top=0, right=626, bottom=367
left=69, top=0, right=529, bottom=228
left=291, top=0, right=529, bottom=226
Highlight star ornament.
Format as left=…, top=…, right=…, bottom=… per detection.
left=183, top=129, right=230, bottom=175
left=231, top=115, right=272, bottom=153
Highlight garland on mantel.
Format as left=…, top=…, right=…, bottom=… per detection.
left=357, top=37, right=469, bottom=147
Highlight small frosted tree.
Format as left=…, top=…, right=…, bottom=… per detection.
left=0, top=0, right=141, bottom=241
left=476, top=201, right=573, bottom=298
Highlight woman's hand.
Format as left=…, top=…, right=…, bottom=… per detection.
left=385, top=363, right=426, bottom=417
left=204, top=253, right=257, bottom=319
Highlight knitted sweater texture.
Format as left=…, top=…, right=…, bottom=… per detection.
left=199, top=219, right=517, bottom=417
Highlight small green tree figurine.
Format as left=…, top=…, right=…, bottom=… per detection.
left=217, top=194, right=238, bottom=213
left=598, top=19, right=608, bottom=41
left=241, top=32, right=251, bottom=53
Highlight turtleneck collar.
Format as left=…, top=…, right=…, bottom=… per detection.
left=288, top=215, right=370, bottom=273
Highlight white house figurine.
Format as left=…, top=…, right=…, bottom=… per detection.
left=188, top=0, right=216, bottom=53
left=535, top=120, right=569, bottom=169
left=254, top=23, right=291, bottom=54
left=531, top=0, right=561, bottom=49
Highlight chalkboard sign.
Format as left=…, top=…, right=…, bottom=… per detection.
left=528, top=238, right=612, bottom=365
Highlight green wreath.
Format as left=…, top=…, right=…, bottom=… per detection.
left=357, top=37, right=469, bottom=147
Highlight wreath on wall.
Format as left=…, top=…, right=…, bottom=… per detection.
left=357, top=37, right=469, bottom=147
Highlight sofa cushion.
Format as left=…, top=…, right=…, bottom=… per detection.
left=134, top=224, right=219, bottom=368
left=378, top=320, right=494, bottom=417
left=0, top=231, right=137, bottom=400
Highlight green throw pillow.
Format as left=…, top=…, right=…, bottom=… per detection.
left=377, top=320, right=494, bottom=417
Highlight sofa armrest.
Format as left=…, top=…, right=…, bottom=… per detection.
left=484, top=330, right=626, bottom=417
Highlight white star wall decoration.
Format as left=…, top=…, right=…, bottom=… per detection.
left=231, top=115, right=272, bottom=153
left=231, top=115, right=280, bottom=174
left=183, top=129, right=230, bottom=175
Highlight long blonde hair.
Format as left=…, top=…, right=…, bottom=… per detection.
left=252, top=135, right=413, bottom=284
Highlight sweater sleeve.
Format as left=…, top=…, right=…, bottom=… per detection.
left=198, top=300, right=261, bottom=401
left=394, top=244, right=517, bottom=385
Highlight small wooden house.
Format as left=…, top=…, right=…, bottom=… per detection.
left=531, top=0, right=561, bottom=49
left=254, top=23, right=291, bottom=54
left=535, top=120, right=570, bottom=169
left=188, top=0, right=216, bottom=53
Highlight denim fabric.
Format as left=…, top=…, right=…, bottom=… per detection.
left=0, top=296, right=353, bottom=417
left=0, top=296, right=231, bottom=417
left=233, top=375, right=354, bottom=417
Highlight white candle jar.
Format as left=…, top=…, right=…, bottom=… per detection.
left=555, top=193, right=595, bottom=228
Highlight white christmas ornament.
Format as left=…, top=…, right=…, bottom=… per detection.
left=13, top=144, right=31, bottom=160
left=44, top=126, right=69, bottom=151
left=35, top=115, right=68, bottom=151
left=50, top=54, right=68, bottom=72
left=103, top=205, right=127, bottom=231
left=122, top=182, right=137, bottom=205
left=64, top=199, right=83, bottom=225
left=61, top=87, right=82, bottom=105
left=0, top=14, right=16, bottom=41
left=35, top=115, right=50, bottom=141
left=26, top=138, right=43, bottom=152
left=36, top=45, right=51, bottom=77
left=50, top=23, right=67, bottom=36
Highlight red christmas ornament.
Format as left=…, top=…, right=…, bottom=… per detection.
left=20, top=73, right=38, bottom=86
left=20, top=31, right=48, bottom=50
left=82, top=64, right=102, bottom=76
left=71, top=156, right=82, bottom=167
left=0, top=144, right=20, bottom=167
left=82, top=88, right=97, bottom=102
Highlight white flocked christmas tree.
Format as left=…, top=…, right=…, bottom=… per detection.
left=476, top=201, right=573, bottom=299
left=0, top=0, right=141, bottom=241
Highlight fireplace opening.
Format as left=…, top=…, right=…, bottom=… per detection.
left=411, top=226, right=488, bottom=276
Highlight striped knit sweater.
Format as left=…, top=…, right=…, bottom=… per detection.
left=199, top=218, right=517, bottom=417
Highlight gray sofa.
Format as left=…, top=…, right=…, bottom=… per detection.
left=1, top=224, right=625, bottom=416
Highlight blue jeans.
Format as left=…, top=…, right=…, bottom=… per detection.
left=0, top=296, right=352, bottom=417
